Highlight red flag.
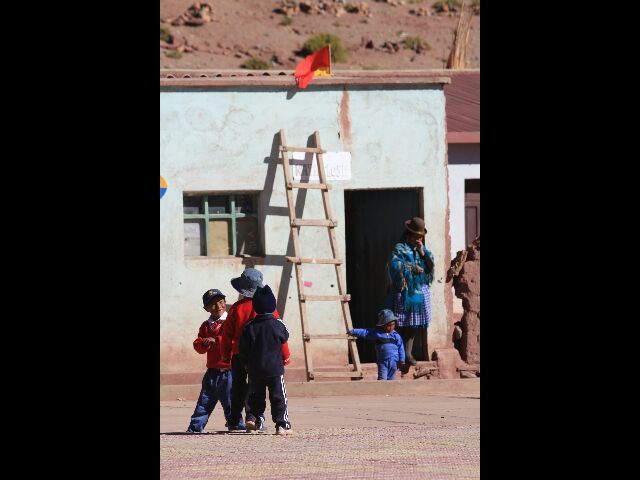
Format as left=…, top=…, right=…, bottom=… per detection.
left=294, top=45, right=331, bottom=89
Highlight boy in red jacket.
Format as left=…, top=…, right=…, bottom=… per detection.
left=220, top=268, right=290, bottom=431
left=186, top=288, right=241, bottom=432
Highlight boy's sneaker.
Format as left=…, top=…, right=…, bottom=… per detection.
left=275, top=423, right=294, bottom=436
left=227, top=419, right=246, bottom=431
left=246, top=416, right=266, bottom=433
left=244, top=414, right=256, bottom=430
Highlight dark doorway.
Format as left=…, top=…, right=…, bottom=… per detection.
left=465, top=179, right=480, bottom=246
left=345, top=189, right=422, bottom=363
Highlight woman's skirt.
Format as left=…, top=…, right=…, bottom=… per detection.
left=393, top=284, right=431, bottom=328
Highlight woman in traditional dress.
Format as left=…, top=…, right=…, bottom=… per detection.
left=387, top=217, right=434, bottom=366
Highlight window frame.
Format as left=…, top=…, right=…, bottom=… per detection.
left=183, top=192, right=260, bottom=257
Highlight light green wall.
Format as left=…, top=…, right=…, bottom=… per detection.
left=160, top=85, right=449, bottom=374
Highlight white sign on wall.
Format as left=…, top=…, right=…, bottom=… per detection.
left=291, top=152, right=352, bottom=182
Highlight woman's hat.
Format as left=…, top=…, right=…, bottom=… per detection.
left=404, top=216, right=427, bottom=235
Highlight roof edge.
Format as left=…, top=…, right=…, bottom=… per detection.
left=160, top=69, right=455, bottom=87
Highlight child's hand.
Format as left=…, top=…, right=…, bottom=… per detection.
left=202, top=337, right=216, bottom=346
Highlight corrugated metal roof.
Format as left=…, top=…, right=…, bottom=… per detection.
left=444, top=70, right=480, bottom=134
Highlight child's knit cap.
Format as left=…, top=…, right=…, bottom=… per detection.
left=252, top=285, right=276, bottom=314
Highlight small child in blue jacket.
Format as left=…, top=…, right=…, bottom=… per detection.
left=349, top=309, right=405, bottom=380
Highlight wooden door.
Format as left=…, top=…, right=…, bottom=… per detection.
left=345, top=189, right=421, bottom=363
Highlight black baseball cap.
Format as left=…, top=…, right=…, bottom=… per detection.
left=202, top=289, right=226, bottom=307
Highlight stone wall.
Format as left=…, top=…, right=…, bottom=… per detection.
left=447, top=236, right=480, bottom=365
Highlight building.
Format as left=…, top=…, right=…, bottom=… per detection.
left=445, top=70, right=480, bottom=257
left=444, top=70, right=480, bottom=326
left=160, top=70, right=456, bottom=388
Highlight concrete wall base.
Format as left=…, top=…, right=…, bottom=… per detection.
left=161, top=362, right=440, bottom=385
left=160, top=378, right=479, bottom=400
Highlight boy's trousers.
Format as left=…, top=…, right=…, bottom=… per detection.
left=377, top=358, right=398, bottom=380
left=187, top=368, right=232, bottom=432
left=247, top=374, right=291, bottom=427
left=229, top=354, right=253, bottom=426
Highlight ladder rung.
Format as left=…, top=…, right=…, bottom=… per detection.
left=280, top=146, right=326, bottom=154
left=292, top=219, right=338, bottom=227
left=300, top=294, right=351, bottom=302
left=287, top=182, right=332, bottom=190
left=286, top=257, right=342, bottom=265
left=303, top=334, right=356, bottom=340
left=312, top=371, right=364, bottom=378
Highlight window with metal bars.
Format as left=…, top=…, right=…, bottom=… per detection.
left=183, top=193, right=260, bottom=257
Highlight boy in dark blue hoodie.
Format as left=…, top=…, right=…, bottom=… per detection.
left=238, top=285, right=294, bottom=435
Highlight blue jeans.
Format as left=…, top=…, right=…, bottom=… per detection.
left=377, top=358, right=398, bottom=380
left=186, top=368, right=232, bottom=432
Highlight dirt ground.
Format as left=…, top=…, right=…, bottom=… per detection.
left=161, top=394, right=480, bottom=479
left=160, top=0, right=480, bottom=71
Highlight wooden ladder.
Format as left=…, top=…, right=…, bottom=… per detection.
left=279, top=129, right=363, bottom=381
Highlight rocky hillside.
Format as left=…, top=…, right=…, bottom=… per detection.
left=160, top=0, right=480, bottom=70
